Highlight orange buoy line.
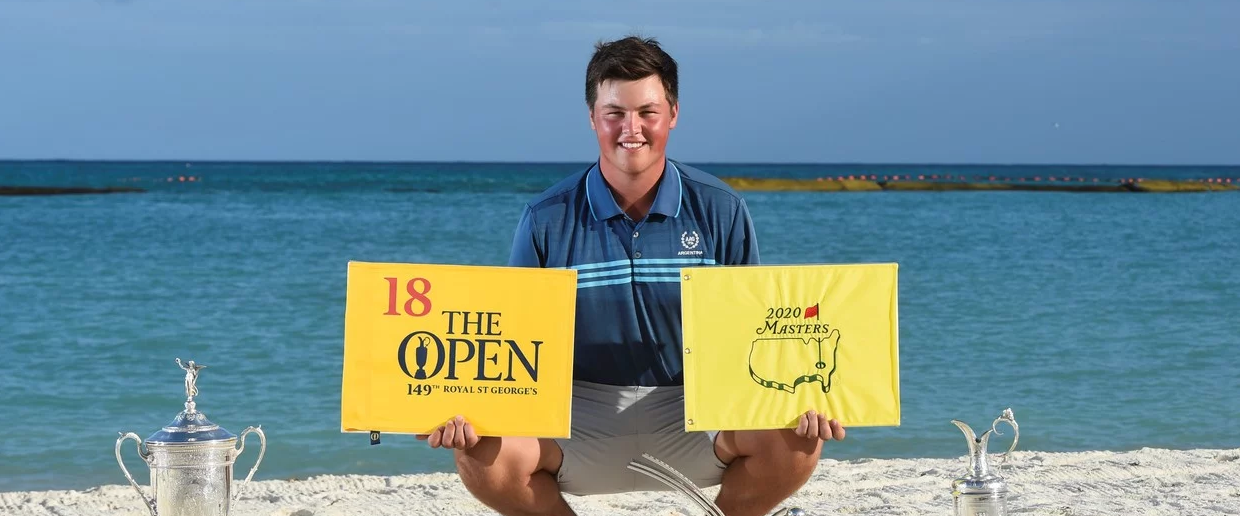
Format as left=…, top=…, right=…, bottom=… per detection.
left=3, top=175, right=204, bottom=195
left=116, top=176, right=202, bottom=183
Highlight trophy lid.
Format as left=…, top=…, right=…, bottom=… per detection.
left=145, top=359, right=237, bottom=445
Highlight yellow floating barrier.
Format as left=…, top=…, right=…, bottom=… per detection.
left=719, top=177, right=1237, bottom=193
left=1129, top=180, right=1238, bottom=192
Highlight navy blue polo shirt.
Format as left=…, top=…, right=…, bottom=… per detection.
left=507, top=159, right=760, bottom=386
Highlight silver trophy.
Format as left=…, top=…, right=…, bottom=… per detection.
left=115, top=359, right=267, bottom=516
left=951, top=408, right=1019, bottom=516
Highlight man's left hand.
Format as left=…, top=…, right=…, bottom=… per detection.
left=795, top=410, right=845, bottom=441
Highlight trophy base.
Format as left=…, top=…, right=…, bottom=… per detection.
left=954, top=494, right=1008, bottom=516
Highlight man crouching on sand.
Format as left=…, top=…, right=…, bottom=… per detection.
left=417, top=35, right=845, bottom=516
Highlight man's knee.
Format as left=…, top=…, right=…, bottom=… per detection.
left=453, top=437, right=560, bottom=495
left=769, top=429, right=821, bottom=481
left=454, top=438, right=504, bottom=494
left=722, top=429, right=822, bottom=482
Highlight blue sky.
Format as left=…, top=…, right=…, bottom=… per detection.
left=1, top=0, right=1237, bottom=164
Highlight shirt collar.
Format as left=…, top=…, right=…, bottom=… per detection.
left=586, top=160, right=683, bottom=221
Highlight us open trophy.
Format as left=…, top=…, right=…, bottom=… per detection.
left=951, top=408, right=1019, bottom=516
left=115, top=359, right=267, bottom=516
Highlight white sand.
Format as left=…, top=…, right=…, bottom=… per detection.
left=3, top=448, right=1238, bottom=515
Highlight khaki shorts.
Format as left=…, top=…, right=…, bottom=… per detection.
left=554, top=380, right=728, bottom=496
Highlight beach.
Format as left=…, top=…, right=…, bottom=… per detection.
left=4, top=447, right=1237, bottom=515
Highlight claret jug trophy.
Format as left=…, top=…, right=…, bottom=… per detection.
left=115, top=359, right=267, bottom=516
left=951, top=408, right=1019, bottom=516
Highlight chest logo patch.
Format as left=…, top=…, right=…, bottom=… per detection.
left=681, top=231, right=701, bottom=250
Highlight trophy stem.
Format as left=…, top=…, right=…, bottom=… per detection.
left=969, top=434, right=992, bottom=477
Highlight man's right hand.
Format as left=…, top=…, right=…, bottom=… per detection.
left=416, top=415, right=482, bottom=450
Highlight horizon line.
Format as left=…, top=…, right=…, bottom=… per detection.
left=2, top=158, right=1239, bottom=168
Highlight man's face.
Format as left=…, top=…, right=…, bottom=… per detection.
left=589, top=75, right=679, bottom=178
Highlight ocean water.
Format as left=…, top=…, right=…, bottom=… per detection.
left=1, top=161, right=1238, bottom=493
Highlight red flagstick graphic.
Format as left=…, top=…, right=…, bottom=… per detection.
left=804, top=303, right=819, bottom=319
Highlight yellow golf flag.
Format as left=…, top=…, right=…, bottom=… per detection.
left=681, top=263, right=899, bottom=431
left=341, top=261, right=577, bottom=438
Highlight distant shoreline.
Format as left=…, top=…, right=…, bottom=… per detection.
left=3, top=158, right=1240, bottom=168
left=0, top=186, right=146, bottom=196
left=6, top=176, right=1236, bottom=196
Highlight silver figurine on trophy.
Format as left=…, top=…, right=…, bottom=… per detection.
left=951, top=408, right=1019, bottom=516
left=115, top=358, right=267, bottom=516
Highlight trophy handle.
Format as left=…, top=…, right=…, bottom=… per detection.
left=989, top=408, right=1020, bottom=464
left=233, top=425, right=267, bottom=501
left=115, top=432, right=157, bottom=516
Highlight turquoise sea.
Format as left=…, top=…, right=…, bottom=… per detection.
left=1, top=161, right=1238, bottom=493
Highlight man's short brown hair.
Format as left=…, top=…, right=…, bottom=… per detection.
left=585, top=36, right=679, bottom=109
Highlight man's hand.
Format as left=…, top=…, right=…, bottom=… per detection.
left=416, top=415, right=481, bottom=449
left=794, top=410, right=845, bottom=441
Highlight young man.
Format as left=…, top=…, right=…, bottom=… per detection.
left=418, top=36, right=845, bottom=516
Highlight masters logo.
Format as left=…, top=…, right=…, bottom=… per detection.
left=749, top=303, right=839, bottom=394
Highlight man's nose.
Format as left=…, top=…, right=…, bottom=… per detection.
left=623, top=112, right=642, bottom=135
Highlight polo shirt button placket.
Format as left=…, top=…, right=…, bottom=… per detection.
left=632, top=230, right=641, bottom=259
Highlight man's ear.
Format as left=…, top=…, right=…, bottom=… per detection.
left=588, top=107, right=596, bottom=131
left=669, top=102, right=679, bottom=130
